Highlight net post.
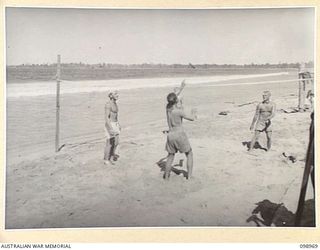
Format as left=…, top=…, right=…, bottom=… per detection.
left=55, top=55, right=61, bottom=152
left=298, top=63, right=306, bottom=112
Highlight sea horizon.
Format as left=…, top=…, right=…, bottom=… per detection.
left=6, top=72, right=290, bottom=98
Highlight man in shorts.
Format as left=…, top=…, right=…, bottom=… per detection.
left=249, top=91, right=276, bottom=152
left=164, top=92, right=197, bottom=180
left=104, top=90, right=121, bottom=165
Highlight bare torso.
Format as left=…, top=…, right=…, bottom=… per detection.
left=167, top=107, right=184, bottom=131
left=258, top=102, right=274, bottom=121
left=106, top=101, right=118, bottom=122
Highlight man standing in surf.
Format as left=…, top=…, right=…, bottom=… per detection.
left=104, top=90, right=121, bottom=165
left=249, top=91, right=276, bottom=152
left=164, top=92, right=197, bottom=180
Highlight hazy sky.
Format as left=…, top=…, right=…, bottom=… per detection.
left=6, top=7, right=315, bottom=65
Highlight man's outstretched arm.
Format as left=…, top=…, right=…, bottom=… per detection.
left=182, top=108, right=197, bottom=121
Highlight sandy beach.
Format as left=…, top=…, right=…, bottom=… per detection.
left=5, top=71, right=315, bottom=228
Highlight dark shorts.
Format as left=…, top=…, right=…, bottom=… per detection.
left=255, top=120, right=272, bottom=132
left=165, top=130, right=191, bottom=154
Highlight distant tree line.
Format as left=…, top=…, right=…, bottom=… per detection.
left=6, top=61, right=314, bottom=82
left=7, top=61, right=314, bottom=69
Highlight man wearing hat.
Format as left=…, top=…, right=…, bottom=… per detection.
left=104, top=90, right=121, bottom=165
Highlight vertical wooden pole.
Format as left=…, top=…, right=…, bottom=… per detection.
left=294, top=114, right=314, bottom=226
left=298, top=63, right=307, bottom=112
left=55, top=55, right=61, bottom=152
left=298, top=73, right=304, bottom=111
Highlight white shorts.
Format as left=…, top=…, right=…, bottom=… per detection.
left=105, top=122, right=121, bottom=139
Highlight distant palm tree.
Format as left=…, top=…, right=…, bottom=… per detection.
left=189, top=63, right=196, bottom=69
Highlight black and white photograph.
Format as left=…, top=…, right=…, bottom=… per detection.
left=5, top=7, right=315, bottom=229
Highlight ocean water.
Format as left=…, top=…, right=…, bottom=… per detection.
left=6, top=72, right=289, bottom=98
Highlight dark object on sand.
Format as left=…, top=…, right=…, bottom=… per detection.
left=279, top=108, right=299, bottom=113
left=247, top=199, right=315, bottom=227
left=218, top=111, right=229, bottom=116
left=238, top=102, right=255, bottom=107
left=282, top=152, right=297, bottom=163
left=247, top=200, right=294, bottom=227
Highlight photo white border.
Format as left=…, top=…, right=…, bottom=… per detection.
left=0, top=0, right=319, bottom=243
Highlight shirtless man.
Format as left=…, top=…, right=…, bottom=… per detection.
left=104, top=91, right=120, bottom=165
left=164, top=92, right=197, bottom=180
left=162, top=80, right=187, bottom=135
left=249, top=91, right=276, bottom=152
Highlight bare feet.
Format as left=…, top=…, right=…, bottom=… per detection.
left=104, top=160, right=115, bottom=165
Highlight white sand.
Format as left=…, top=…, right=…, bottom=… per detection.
left=5, top=71, right=314, bottom=228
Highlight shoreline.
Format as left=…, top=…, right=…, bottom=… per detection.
left=6, top=71, right=293, bottom=98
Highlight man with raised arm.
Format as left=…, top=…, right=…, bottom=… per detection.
left=249, top=91, right=276, bottom=152
left=173, top=79, right=186, bottom=108
left=164, top=92, right=197, bottom=180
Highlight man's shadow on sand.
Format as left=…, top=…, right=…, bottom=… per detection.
left=242, top=141, right=267, bottom=151
left=246, top=199, right=315, bottom=227
left=156, top=157, right=188, bottom=179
